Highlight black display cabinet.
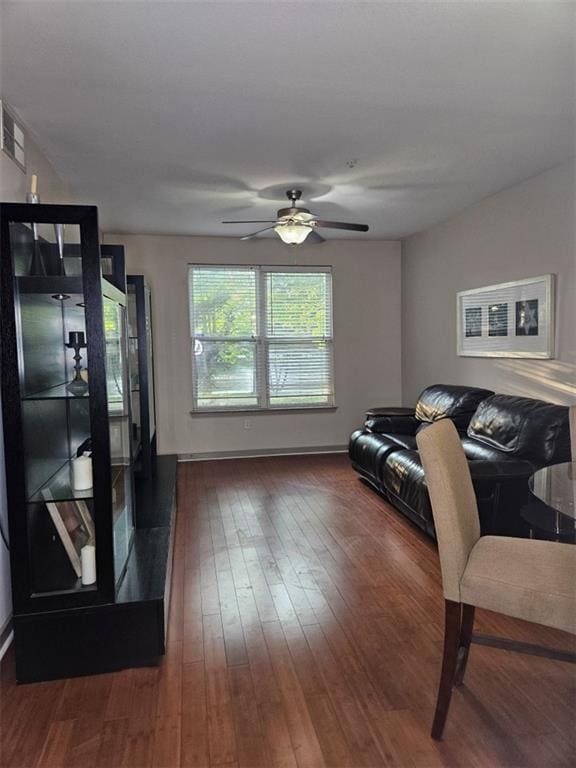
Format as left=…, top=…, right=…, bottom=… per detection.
left=0, top=203, right=176, bottom=682
left=127, top=275, right=157, bottom=478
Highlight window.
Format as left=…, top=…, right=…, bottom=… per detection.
left=189, top=265, right=334, bottom=411
left=0, top=100, right=26, bottom=171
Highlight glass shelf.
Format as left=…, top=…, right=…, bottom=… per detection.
left=16, top=276, right=84, bottom=296
left=31, top=582, right=98, bottom=599
left=22, top=383, right=90, bottom=401
left=29, top=459, right=94, bottom=503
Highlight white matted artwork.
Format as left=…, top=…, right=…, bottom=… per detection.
left=457, top=274, right=555, bottom=358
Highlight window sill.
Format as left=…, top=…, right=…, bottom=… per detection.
left=190, top=405, right=338, bottom=416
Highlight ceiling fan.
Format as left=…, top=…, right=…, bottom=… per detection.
left=222, top=189, right=369, bottom=245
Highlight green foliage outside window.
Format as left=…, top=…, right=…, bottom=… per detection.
left=190, top=267, right=333, bottom=408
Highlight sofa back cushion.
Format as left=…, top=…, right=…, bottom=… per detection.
left=415, top=384, right=494, bottom=432
left=467, top=394, right=570, bottom=464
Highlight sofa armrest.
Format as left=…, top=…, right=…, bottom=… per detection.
left=365, top=413, right=419, bottom=435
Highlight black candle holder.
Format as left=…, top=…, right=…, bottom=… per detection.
left=65, top=331, right=88, bottom=396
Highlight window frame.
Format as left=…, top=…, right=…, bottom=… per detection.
left=0, top=100, right=26, bottom=172
left=189, top=263, right=335, bottom=413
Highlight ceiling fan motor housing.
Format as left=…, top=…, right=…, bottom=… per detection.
left=277, top=205, right=311, bottom=219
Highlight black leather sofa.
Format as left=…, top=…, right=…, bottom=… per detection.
left=349, top=384, right=571, bottom=538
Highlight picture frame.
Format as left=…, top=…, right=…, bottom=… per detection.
left=42, top=491, right=95, bottom=577
left=457, top=274, right=555, bottom=358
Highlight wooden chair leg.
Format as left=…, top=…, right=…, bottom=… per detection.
left=431, top=599, right=461, bottom=740
left=454, top=604, right=475, bottom=687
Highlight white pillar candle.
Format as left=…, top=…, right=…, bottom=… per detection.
left=72, top=454, right=93, bottom=491
left=81, top=544, right=97, bottom=586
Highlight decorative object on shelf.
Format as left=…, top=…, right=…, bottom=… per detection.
left=457, top=275, right=555, bottom=358
left=72, top=453, right=93, bottom=491
left=43, top=495, right=95, bottom=579
left=65, top=330, right=89, bottom=395
left=54, top=223, right=66, bottom=276
left=80, top=544, right=97, bottom=585
left=26, top=174, right=47, bottom=277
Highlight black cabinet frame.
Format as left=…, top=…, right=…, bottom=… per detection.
left=1, top=203, right=175, bottom=683
left=127, top=275, right=157, bottom=478
left=0, top=203, right=124, bottom=614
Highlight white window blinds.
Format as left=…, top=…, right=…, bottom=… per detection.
left=189, top=265, right=334, bottom=411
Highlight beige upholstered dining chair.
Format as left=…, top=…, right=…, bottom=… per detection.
left=416, top=419, right=576, bottom=740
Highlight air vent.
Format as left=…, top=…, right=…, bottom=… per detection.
left=1, top=100, right=26, bottom=171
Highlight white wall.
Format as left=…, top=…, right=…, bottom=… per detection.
left=0, top=131, right=72, bottom=651
left=0, top=131, right=72, bottom=203
left=402, top=160, right=576, bottom=406
left=104, top=234, right=402, bottom=457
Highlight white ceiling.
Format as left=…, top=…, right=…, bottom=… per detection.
left=1, top=1, right=574, bottom=239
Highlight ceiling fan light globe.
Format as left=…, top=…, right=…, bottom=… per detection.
left=274, top=222, right=312, bottom=245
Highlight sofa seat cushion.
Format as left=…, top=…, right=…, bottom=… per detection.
left=379, top=450, right=432, bottom=522
left=378, top=434, right=418, bottom=452
left=461, top=536, right=576, bottom=635
left=415, top=384, right=494, bottom=431
left=461, top=437, right=512, bottom=462
left=468, top=394, right=570, bottom=464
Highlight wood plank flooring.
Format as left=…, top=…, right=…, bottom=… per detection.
left=1, top=454, right=575, bottom=767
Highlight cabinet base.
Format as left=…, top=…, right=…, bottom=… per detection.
left=13, top=455, right=177, bottom=683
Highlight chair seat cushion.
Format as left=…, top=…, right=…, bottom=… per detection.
left=461, top=536, right=576, bottom=635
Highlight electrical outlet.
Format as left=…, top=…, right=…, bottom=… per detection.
left=244, top=419, right=252, bottom=429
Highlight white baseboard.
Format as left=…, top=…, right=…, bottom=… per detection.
left=178, top=444, right=348, bottom=462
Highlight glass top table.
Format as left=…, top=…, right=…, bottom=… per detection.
left=523, top=462, right=575, bottom=542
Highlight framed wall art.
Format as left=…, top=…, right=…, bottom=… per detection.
left=42, top=491, right=95, bottom=577
left=457, top=274, right=555, bottom=358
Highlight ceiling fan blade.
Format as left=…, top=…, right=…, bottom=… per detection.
left=313, top=220, right=369, bottom=232
left=240, top=226, right=276, bottom=241
left=222, top=220, right=277, bottom=224
left=306, top=230, right=325, bottom=245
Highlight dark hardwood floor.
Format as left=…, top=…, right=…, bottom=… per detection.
left=1, top=454, right=575, bottom=767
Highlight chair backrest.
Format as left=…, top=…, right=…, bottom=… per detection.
left=416, top=419, right=481, bottom=602
left=571, top=406, right=576, bottom=462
